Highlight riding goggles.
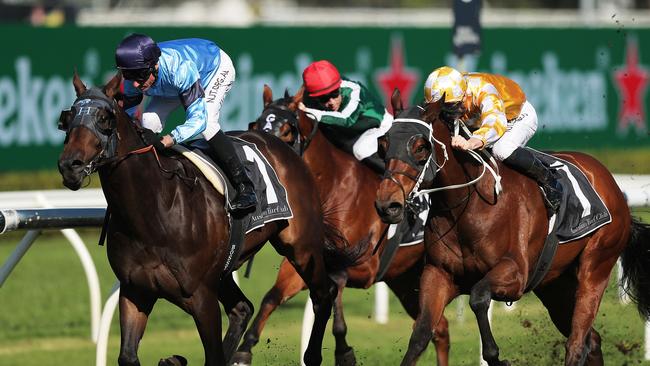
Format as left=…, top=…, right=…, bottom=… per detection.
left=121, top=67, right=154, bottom=83
left=315, top=89, right=340, bottom=106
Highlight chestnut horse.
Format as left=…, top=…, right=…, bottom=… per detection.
left=234, top=86, right=450, bottom=366
left=57, top=74, right=342, bottom=366
left=375, top=90, right=650, bottom=366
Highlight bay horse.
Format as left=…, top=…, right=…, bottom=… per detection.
left=374, top=89, right=650, bottom=366
left=57, top=73, right=342, bottom=366
left=233, top=86, right=450, bottom=366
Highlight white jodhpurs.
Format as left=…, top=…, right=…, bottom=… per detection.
left=352, top=110, right=394, bottom=160
left=490, top=100, right=538, bottom=161
left=141, top=49, right=236, bottom=141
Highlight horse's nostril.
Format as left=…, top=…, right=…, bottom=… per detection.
left=387, top=202, right=402, bottom=213
left=70, top=160, right=85, bottom=169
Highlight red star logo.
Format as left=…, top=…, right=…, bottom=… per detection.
left=614, top=36, right=649, bottom=134
left=375, top=37, right=419, bottom=114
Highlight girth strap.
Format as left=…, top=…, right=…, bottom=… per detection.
left=524, top=215, right=560, bottom=292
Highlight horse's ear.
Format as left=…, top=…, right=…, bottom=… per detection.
left=289, top=86, right=304, bottom=111
left=103, top=72, right=122, bottom=99
left=72, top=69, right=86, bottom=96
left=263, top=84, right=273, bottom=107
left=284, top=88, right=290, bottom=99
left=391, top=88, right=403, bottom=115
left=423, top=98, right=442, bottom=123
left=248, top=121, right=258, bottom=131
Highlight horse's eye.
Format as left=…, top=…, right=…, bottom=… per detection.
left=97, top=115, right=113, bottom=131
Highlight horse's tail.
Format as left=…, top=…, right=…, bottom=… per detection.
left=621, top=217, right=650, bottom=320
left=321, top=206, right=372, bottom=273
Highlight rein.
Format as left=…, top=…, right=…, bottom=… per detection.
left=296, top=110, right=320, bottom=156
left=97, top=144, right=198, bottom=186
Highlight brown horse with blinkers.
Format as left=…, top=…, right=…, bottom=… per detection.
left=57, top=73, right=344, bottom=366
left=374, top=90, right=650, bottom=366
left=233, top=86, right=451, bottom=366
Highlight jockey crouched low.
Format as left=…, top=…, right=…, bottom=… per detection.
left=115, top=33, right=257, bottom=213
left=423, top=66, right=563, bottom=213
left=298, top=60, right=392, bottom=175
left=299, top=60, right=429, bottom=220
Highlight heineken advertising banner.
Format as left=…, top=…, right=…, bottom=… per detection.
left=1, top=25, right=648, bottom=171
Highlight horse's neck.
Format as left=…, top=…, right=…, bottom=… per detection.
left=115, top=113, right=144, bottom=156
left=99, top=114, right=153, bottom=201
left=431, top=127, right=483, bottom=205
left=301, top=125, right=376, bottom=192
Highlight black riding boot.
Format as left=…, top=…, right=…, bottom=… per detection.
left=361, top=152, right=386, bottom=175
left=207, top=130, right=258, bottom=213
left=503, top=147, right=563, bottom=213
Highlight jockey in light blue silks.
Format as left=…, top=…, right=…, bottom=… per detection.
left=115, top=33, right=257, bottom=212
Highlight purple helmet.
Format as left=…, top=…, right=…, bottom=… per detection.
left=115, top=33, right=161, bottom=70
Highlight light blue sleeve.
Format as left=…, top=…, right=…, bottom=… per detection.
left=168, top=61, right=208, bottom=143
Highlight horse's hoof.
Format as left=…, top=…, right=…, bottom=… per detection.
left=335, top=347, right=356, bottom=366
left=158, top=355, right=188, bottom=366
left=230, top=351, right=252, bottom=366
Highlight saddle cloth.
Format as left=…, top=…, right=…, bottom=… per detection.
left=175, top=137, right=293, bottom=234
left=529, top=148, right=612, bottom=244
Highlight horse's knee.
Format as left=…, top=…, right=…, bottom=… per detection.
left=411, top=315, right=434, bottom=350
left=432, top=323, right=450, bottom=351
left=469, top=281, right=492, bottom=313
left=236, top=299, right=254, bottom=321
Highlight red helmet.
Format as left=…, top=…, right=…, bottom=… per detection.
left=302, top=60, right=341, bottom=97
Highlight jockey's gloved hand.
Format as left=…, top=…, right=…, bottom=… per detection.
left=141, top=129, right=165, bottom=151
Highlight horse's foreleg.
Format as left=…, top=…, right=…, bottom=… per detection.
left=401, top=265, right=456, bottom=366
left=218, top=272, right=254, bottom=364
left=234, top=258, right=307, bottom=365
left=305, top=283, right=334, bottom=366
left=387, top=269, right=451, bottom=366
left=118, top=285, right=156, bottom=366
left=330, top=270, right=356, bottom=366
left=470, top=258, right=524, bottom=366
left=187, top=285, right=225, bottom=366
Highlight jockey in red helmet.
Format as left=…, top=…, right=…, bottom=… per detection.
left=299, top=60, right=392, bottom=174
left=115, top=33, right=257, bottom=213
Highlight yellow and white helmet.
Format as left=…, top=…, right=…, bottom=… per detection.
left=423, top=66, right=467, bottom=103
